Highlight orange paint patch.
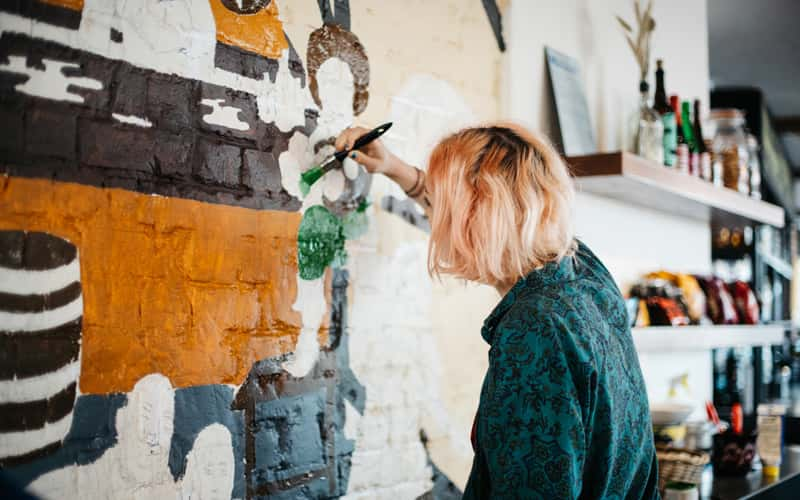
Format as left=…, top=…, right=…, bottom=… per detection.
left=209, top=0, right=288, bottom=59
left=39, top=0, right=83, bottom=11
left=0, top=177, right=330, bottom=394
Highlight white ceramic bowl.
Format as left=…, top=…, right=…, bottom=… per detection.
left=650, top=403, right=695, bottom=426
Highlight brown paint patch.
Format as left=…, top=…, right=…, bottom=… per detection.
left=39, top=0, right=83, bottom=11
left=209, top=0, right=287, bottom=59
left=307, top=23, right=370, bottom=116
left=0, top=176, right=330, bottom=394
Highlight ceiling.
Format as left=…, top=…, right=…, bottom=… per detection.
left=707, top=0, right=800, bottom=172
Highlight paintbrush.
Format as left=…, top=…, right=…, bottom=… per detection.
left=299, top=122, right=393, bottom=196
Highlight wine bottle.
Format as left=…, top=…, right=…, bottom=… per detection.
left=693, top=99, right=711, bottom=181
left=654, top=60, right=676, bottom=167
left=671, top=95, right=689, bottom=173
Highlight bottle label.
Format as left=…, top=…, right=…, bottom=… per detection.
left=690, top=152, right=700, bottom=176
left=662, top=113, right=677, bottom=166
left=701, top=152, right=711, bottom=181
left=676, top=144, right=689, bottom=173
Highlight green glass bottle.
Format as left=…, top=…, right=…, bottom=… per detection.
left=681, top=101, right=699, bottom=176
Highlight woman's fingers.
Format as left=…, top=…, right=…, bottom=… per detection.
left=350, top=150, right=382, bottom=173
left=335, top=126, right=369, bottom=152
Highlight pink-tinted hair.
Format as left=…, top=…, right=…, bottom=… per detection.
left=426, top=123, right=576, bottom=287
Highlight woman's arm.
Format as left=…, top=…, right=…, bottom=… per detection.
left=335, top=127, right=432, bottom=216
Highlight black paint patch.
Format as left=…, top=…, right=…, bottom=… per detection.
left=0, top=0, right=82, bottom=31
left=481, top=0, right=506, bottom=52
left=0, top=280, right=81, bottom=313
left=416, top=429, right=463, bottom=500
left=109, top=28, right=123, bottom=43
left=381, top=195, right=431, bottom=233
left=1, top=393, right=126, bottom=479
left=317, top=0, right=351, bottom=31
left=0, top=32, right=309, bottom=213
left=0, top=382, right=76, bottom=432
left=169, top=384, right=246, bottom=500
left=0, top=230, right=77, bottom=270
left=214, top=41, right=279, bottom=82
left=220, top=0, right=271, bottom=15
left=0, top=319, right=82, bottom=380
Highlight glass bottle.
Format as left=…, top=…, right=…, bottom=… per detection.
left=709, top=109, right=749, bottom=193
left=681, top=101, right=699, bottom=176
left=653, top=60, right=676, bottom=167
left=635, top=81, right=664, bottom=163
left=747, top=134, right=762, bottom=200
left=693, top=99, right=712, bottom=181
left=671, top=95, right=689, bottom=173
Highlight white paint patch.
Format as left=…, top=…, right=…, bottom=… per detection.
left=0, top=412, right=73, bottom=460
left=112, top=113, right=153, bottom=128
left=0, top=260, right=80, bottom=294
left=283, top=277, right=327, bottom=378
left=0, top=296, right=83, bottom=332
left=32, top=373, right=178, bottom=498
left=316, top=57, right=354, bottom=124
left=278, top=130, right=326, bottom=210
left=343, top=157, right=360, bottom=180
left=0, top=56, right=103, bottom=103
left=256, top=51, right=312, bottom=132
left=0, top=360, right=80, bottom=404
left=384, top=74, right=475, bottom=171
left=178, top=424, right=235, bottom=500
left=200, top=98, right=250, bottom=131
left=322, top=166, right=346, bottom=201
left=343, top=399, right=361, bottom=442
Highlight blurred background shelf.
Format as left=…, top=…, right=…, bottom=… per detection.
left=567, top=152, right=785, bottom=228
left=632, top=324, right=787, bottom=352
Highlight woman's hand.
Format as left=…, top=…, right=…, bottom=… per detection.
left=335, top=126, right=397, bottom=175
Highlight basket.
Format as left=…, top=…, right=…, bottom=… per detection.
left=656, top=447, right=710, bottom=490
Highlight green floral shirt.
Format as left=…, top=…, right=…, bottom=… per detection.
left=463, top=242, right=659, bottom=499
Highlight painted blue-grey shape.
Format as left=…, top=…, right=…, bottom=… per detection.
left=381, top=195, right=431, bottom=233
left=169, top=384, right=246, bottom=500
left=317, top=0, right=351, bottom=31
left=481, top=0, right=506, bottom=51
left=253, top=388, right=327, bottom=483
left=4, top=393, right=127, bottom=486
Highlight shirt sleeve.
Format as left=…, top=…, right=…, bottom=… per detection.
left=477, top=324, right=589, bottom=499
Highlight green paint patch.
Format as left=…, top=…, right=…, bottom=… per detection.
left=342, top=209, right=368, bottom=240
left=297, top=205, right=345, bottom=280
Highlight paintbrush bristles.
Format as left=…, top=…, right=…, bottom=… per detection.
left=617, top=0, right=656, bottom=83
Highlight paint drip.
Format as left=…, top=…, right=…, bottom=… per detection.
left=297, top=205, right=345, bottom=280
left=341, top=200, right=369, bottom=240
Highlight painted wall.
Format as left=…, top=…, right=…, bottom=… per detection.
left=505, top=0, right=714, bottom=415
left=0, top=1, right=502, bottom=499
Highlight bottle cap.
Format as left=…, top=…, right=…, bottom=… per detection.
left=763, top=465, right=780, bottom=478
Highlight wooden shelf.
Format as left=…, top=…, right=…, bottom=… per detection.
left=567, top=152, right=785, bottom=228
left=632, top=324, right=787, bottom=353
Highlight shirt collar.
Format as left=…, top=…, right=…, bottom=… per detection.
left=480, top=249, right=577, bottom=345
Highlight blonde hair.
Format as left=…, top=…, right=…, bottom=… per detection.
left=426, top=123, right=576, bottom=287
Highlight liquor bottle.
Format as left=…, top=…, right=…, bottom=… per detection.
left=682, top=101, right=699, bottom=176
left=693, top=99, right=712, bottom=181
left=671, top=95, right=689, bottom=173
left=634, top=81, right=664, bottom=163
left=654, top=60, right=676, bottom=166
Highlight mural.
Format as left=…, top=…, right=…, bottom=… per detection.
left=0, top=0, right=500, bottom=498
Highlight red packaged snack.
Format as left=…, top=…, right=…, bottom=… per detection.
left=645, top=296, right=690, bottom=326
left=697, top=276, right=739, bottom=325
left=729, top=280, right=760, bottom=325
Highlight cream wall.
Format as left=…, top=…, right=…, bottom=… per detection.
left=505, top=0, right=715, bottom=420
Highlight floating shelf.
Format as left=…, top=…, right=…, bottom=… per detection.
left=632, top=324, right=787, bottom=353
left=567, top=152, right=785, bottom=228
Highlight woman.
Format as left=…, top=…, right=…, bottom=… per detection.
left=336, top=124, right=659, bottom=499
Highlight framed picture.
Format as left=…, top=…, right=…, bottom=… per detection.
left=545, top=46, right=596, bottom=156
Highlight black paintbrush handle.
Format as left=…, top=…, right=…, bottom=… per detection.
left=334, top=122, right=393, bottom=162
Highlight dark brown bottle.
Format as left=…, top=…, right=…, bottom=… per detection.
left=654, top=60, right=676, bottom=166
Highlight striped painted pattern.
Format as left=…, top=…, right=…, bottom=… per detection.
left=0, top=231, right=82, bottom=467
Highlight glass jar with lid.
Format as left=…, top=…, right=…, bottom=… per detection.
left=709, top=109, right=749, bottom=193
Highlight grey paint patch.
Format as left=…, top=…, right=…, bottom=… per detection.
left=481, top=0, right=506, bottom=52
left=317, top=0, right=351, bottom=31
left=381, top=195, right=431, bottom=233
